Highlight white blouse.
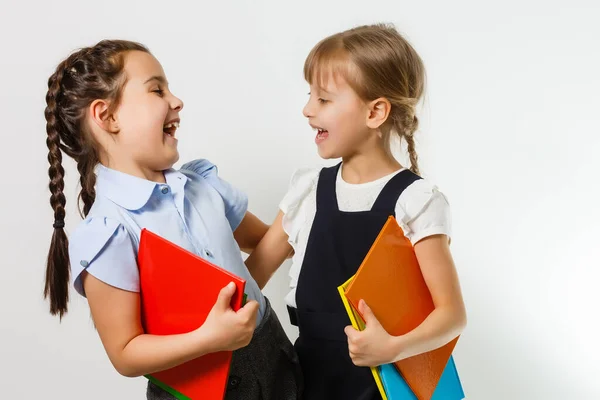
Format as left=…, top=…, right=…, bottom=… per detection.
left=279, top=166, right=452, bottom=307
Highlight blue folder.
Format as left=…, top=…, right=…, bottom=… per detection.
left=379, top=356, right=464, bottom=400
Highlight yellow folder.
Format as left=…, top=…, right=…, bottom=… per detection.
left=338, top=276, right=388, bottom=400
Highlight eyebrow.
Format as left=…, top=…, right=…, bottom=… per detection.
left=144, top=75, right=168, bottom=85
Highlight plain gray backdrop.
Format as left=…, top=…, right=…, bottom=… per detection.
left=1, top=0, right=599, bottom=398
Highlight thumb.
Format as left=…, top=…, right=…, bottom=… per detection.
left=237, top=299, right=259, bottom=318
left=358, top=299, right=377, bottom=325
left=344, top=325, right=358, bottom=339
left=215, top=282, right=236, bottom=309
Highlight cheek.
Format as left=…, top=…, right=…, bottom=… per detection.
left=119, top=100, right=165, bottom=134
left=326, top=105, right=348, bottom=131
left=117, top=103, right=144, bottom=131
left=330, top=104, right=361, bottom=133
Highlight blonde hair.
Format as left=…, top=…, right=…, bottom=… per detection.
left=304, top=23, right=425, bottom=174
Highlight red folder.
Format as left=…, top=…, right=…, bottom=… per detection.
left=344, top=216, right=459, bottom=400
left=138, top=228, right=246, bottom=400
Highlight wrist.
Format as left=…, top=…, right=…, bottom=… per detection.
left=191, top=325, right=219, bottom=356
left=389, top=334, right=409, bottom=363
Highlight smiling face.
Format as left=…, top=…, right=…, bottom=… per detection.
left=303, top=72, right=372, bottom=160
left=114, top=50, right=184, bottom=173
left=90, top=50, right=184, bottom=179
left=301, top=25, right=426, bottom=171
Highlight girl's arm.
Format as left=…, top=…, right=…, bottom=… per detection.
left=233, top=212, right=270, bottom=254
left=345, top=234, right=467, bottom=367
left=244, top=211, right=293, bottom=289
left=83, top=273, right=259, bottom=377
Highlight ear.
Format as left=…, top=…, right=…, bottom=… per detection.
left=89, top=99, right=119, bottom=134
left=366, top=97, right=391, bottom=130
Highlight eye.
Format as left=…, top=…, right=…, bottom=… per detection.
left=152, top=88, right=164, bottom=97
left=308, top=92, right=328, bottom=104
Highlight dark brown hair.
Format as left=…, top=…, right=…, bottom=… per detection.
left=304, top=23, right=425, bottom=174
left=44, top=40, right=149, bottom=318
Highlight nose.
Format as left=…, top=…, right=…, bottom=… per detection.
left=170, top=93, right=184, bottom=112
left=303, top=99, right=314, bottom=118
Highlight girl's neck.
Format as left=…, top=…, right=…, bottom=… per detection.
left=341, top=144, right=402, bottom=184
left=101, top=159, right=166, bottom=183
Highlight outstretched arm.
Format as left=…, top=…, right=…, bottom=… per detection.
left=244, top=211, right=293, bottom=289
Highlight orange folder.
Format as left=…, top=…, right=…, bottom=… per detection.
left=344, top=216, right=459, bottom=400
left=138, top=228, right=246, bottom=400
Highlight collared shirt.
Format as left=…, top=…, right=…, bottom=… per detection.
left=68, top=159, right=266, bottom=321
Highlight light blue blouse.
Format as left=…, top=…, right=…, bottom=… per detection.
left=67, top=159, right=266, bottom=321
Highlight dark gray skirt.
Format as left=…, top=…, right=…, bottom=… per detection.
left=147, top=297, right=303, bottom=400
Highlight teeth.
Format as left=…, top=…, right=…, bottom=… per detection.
left=163, top=122, right=180, bottom=129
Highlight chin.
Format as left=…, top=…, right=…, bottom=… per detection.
left=158, top=152, right=179, bottom=170
left=317, top=145, right=331, bottom=159
left=167, top=153, right=180, bottom=168
left=317, top=147, right=342, bottom=161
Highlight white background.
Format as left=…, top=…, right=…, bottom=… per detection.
left=1, top=0, right=599, bottom=398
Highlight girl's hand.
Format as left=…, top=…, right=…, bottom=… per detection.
left=344, top=299, right=399, bottom=367
left=198, top=282, right=259, bottom=352
left=84, top=274, right=258, bottom=378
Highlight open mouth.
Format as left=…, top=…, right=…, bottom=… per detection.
left=317, top=129, right=329, bottom=138
left=316, top=128, right=329, bottom=144
left=163, top=121, right=180, bottom=137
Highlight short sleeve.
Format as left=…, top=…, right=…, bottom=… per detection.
left=180, top=159, right=248, bottom=231
left=68, top=217, right=139, bottom=297
left=278, top=168, right=320, bottom=245
left=395, top=179, right=452, bottom=245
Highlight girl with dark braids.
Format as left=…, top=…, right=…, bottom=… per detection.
left=44, top=40, right=302, bottom=400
